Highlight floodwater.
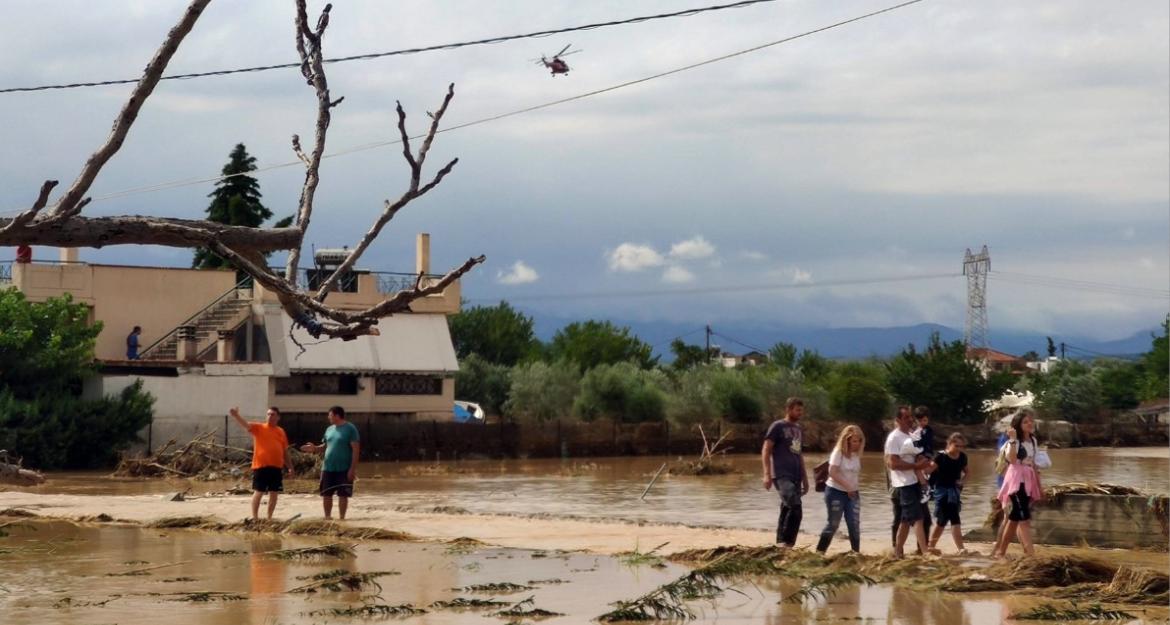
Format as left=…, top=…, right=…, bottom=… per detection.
left=32, top=447, right=1170, bottom=538
left=2, top=520, right=1164, bottom=625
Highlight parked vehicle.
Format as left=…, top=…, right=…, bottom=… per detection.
left=453, top=400, right=486, bottom=424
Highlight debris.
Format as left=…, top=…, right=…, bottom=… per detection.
left=170, top=591, right=246, bottom=602
left=668, top=425, right=737, bottom=476
left=114, top=432, right=319, bottom=480
left=617, top=542, right=670, bottom=568
left=639, top=463, right=668, bottom=500
left=107, top=560, right=191, bottom=577
left=265, top=542, right=355, bottom=560
left=287, top=570, right=400, bottom=593
left=454, top=582, right=534, bottom=594
left=0, top=455, right=46, bottom=487
left=305, top=604, right=426, bottom=618
left=201, top=549, right=243, bottom=556
left=0, top=508, right=38, bottom=518
left=445, top=536, right=486, bottom=554
left=430, top=597, right=510, bottom=610
left=783, top=571, right=877, bottom=604
left=493, top=596, right=564, bottom=619
left=1011, top=602, right=1135, bottom=620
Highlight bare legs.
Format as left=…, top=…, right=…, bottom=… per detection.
left=893, top=520, right=926, bottom=558
left=251, top=491, right=279, bottom=520
left=322, top=495, right=349, bottom=520
left=928, top=523, right=965, bottom=552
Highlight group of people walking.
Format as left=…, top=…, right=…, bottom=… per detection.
left=762, top=397, right=1046, bottom=558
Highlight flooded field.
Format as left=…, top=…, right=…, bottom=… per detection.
left=2, top=520, right=1165, bottom=625
left=28, top=447, right=1170, bottom=538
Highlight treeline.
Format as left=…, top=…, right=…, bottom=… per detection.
left=451, top=303, right=1167, bottom=427
left=0, top=291, right=154, bottom=469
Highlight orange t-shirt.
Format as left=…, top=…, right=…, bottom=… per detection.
left=247, top=423, right=289, bottom=469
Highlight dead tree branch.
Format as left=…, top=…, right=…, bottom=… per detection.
left=5, top=1, right=482, bottom=344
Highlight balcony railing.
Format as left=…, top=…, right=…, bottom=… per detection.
left=269, top=267, right=441, bottom=295
left=0, top=261, right=11, bottom=286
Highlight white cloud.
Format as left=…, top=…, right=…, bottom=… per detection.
left=662, top=265, right=696, bottom=284
left=792, top=267, right=814, bottom=285
left=739, top=250, right=769, bottom=262
left=669, top=236, right=716, bottom=260
left=497, top=260, right=539, bottom=285
left=608, top=243, right=665, bottom=272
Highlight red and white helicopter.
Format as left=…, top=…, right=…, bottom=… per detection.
left=533, top=44, right=582, bottom=76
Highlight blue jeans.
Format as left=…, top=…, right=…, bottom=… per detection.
left=817, top=486, right=860, bottom=553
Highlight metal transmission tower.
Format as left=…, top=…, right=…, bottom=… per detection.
left=963, top=245, right=991, bottom=351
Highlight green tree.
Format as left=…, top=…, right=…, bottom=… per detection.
left=0, top=290, right=100, bottom=398
left=453, top=353, right=511, bottom=416
left=828, top=376, right=890, bottom=423
left=1034, top=364, right=1103, bottom=422
left=885, top=332, right=1011, bottom=424
left=573, top=362, right=668, bottom=423
left=669, top=339, right=709, bottom=370
left=708, top=367, right=764, bottom=423
left=504, top=360, right=581, bottom=424
left=448, top=301, right=540, bottom=366
left=192, top=143, right=291, bottom=270
left=548, top=320, right=657, bottom=370
left=1046, top=337, right=1057, bottom=358
left=768, top=342, right=798, bottom=369
left=1094, top=360, right=1141, bottom=410
left=1140, top=317, right=1169, bottom=400
left=795, top=349, right=833, bottom=382
left=0, top=291, right=153, bottom=469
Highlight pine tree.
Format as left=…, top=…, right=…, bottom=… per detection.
left=192, top=144, right=287, bottom=270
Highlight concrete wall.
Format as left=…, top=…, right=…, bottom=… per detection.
left=15, top=262, right=237, bottom=361
left=86, top=365, right=271, bottom=453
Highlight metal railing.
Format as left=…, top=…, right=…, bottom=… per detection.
left=139, top=277, right=253, bottom=359
left=270, top=267, right=442, bottom=295
left=0, top=261, right=11, bottom=286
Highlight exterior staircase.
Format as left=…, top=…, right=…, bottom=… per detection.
left=141, top=287, right=252, bottom=361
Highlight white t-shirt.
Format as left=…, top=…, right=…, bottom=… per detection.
left=885, top=428, right=917, bottom=488
left=826, top=448, right=860, bottom=492
left=999, top=438, right=1037, bottom=467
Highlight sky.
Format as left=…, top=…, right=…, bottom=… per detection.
left=1, top=0, right=1167, bottom=341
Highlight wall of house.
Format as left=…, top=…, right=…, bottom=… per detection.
left=253, top=274, right=459, bottom=315
left=86, top=364, right=272, bottom=453
left=269, top=377, right=453, bottom=420
left=15, top=262, right=237, bottom=361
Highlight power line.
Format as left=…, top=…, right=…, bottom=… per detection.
left=650, top=327, right=708, bottom=349
left=1, top=0, right=926, bottom=217
left=1061, top=343, right=1138, bottom=359
left=466, top=272, right=959, bottom=303
left=711, top=330, right=770, bottom=354
left=989, top=271, right=1170, bottom=300
left=1, top=0, right=782, bottom=94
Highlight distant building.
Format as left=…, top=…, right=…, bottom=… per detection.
left=4, top=235, right=460, bottom=449
left=967, top=347, right=1029, bottom=377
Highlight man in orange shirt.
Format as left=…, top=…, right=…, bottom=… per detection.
left=230, top=406, right=294, bottom=520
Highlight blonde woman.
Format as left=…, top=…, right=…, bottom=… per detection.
left=816, top=425, right=865, bottom=553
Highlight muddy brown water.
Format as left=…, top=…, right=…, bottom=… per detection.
left=2, top=521, right=1164, bottom=625
left=29, top=448, right=1170, bottom=538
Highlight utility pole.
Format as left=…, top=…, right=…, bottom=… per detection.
left=963, top=245, right=991, bottom=352
left=705, top=324, right=712, bottom=362
left=1060, top=342, right=1066, bottom=360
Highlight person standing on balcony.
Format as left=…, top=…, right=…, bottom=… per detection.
left=126, top=326, right=142, bottom=360
left=229, top=406, right=294, bottom=520
left=300, top=406, right=361, bottom=520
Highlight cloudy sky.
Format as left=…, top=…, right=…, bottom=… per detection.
left=2, top=0, right=1166, bottom=340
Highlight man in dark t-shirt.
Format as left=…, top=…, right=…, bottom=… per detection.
left=927, top=432, right=970, bottom=553
left=761, top=397, right=808, bottom=547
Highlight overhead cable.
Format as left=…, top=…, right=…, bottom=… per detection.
left=0, top=0, right=781, bottom=94
left=1, top=0, right=926, bottom=216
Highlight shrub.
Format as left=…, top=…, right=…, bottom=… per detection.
left=504, top=360, right=581, bottom=424
left=574, top=362, right=668, bottom=423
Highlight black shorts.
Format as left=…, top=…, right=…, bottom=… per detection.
left=896, top=484, right=924, bottom=523
left=1008, top=483, right=1032, bottom=522
left=252, top=466, right=284, bottom=493
left=935, top=499, right=962, bottom=527
left=319, top=470, right=354, bottom=498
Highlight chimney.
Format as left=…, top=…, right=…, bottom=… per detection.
left=216, top=330, right=235, bottom=362
left=59, top=247, right=79, bottom=263
left=176, top=325, right=198, bottom=362
left=416, top=233, right=430, bottom=276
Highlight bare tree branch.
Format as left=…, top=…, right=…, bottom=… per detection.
left=0, top=180, right=58, bottom=236
left=0, top=217, right=301, bottom=251
left=7, top=2, right=482, bottom=348
left=47, top=0, right=213, bottom=221
left=313, top=86, right=459, bottom=300
left=284, top=0, right=336, bottom=283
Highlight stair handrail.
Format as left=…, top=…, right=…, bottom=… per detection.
left=139, top=277, right=253, bottom=359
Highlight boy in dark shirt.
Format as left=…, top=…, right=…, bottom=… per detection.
left=911, top=406, right=936, bottom=503
left=927, top=432, right=970, bottom=553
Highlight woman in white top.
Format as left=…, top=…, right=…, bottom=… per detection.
left=816, top=424, right=865, bottom=553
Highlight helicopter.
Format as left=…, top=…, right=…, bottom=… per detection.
left=533, top=44, right=581, bottom=77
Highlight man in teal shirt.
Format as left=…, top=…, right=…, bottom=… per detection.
left=300, top=405, right=361, bottom=520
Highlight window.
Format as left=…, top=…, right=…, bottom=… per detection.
left=374, top=374, right=442, bottom=395
left=275, top=374, right=359, bottom=395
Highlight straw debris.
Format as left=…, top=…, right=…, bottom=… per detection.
left=305, top=604, right=426, bottom=618
left=455, top=582, right=533, bottom=594
left=1011, top=602, right=1135, bottom=620
left=288, top=570, right=400, bottom=594
left=493, top=596, right=564, bottom=619
left=430, top=597, right=510, bottom=610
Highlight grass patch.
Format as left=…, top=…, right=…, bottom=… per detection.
left=430, top=597, right=510, bottom=610
left=454, top=582, right=533, bottom=594
left=288, top=570, right=400, bottom=594
left=305, top=604, right=426, bottom=618
left=1011, top=602, right=1135, bottom=620
left=617, top=541, right=670, bottom=568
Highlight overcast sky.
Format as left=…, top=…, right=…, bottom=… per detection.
left=2, top=0, right=1166, bottom=340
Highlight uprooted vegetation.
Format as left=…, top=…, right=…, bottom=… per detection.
left=1011, top=602, right=1136, bottom=621
left=114, top=432, right=319, bottom=480
left=493, top=596, right=564, bottom=619
left=288, top=570, right=400, bottom=594
left=598, top=545, right=1168, bottom=621
left=430, top=597, right=510, bottom=610
left=305, top=604, right=426, bottom=618
left=454, top=582, right=533, bottom=594
left=668, top=425, right=738, bottom=476
left=139, top=515, right=413, bottom=541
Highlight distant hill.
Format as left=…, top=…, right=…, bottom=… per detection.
left=529, top=315, right=1156, bottom=360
